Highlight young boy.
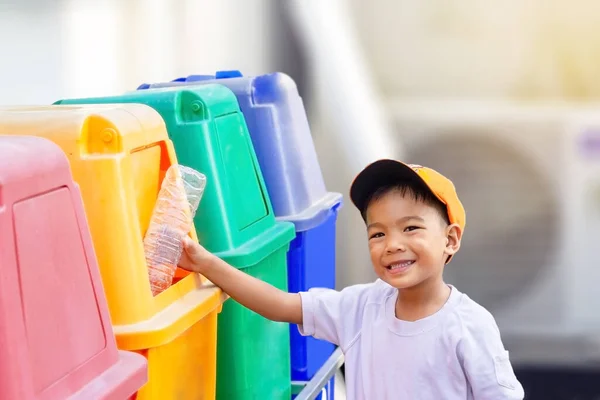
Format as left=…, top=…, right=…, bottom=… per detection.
left=178, top=159, right=525, bottom=399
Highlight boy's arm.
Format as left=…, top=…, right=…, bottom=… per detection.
left=179, top=237, right=302, bottom=325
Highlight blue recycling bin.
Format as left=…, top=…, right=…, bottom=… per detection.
left=140, top=71, right=343, bottom=397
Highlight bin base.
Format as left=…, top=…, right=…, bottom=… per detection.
left=216, top=246, right=291, bottom=400
left=134, top=307, right=219, bottom=400
left=288, top=209, right=339, bottom=381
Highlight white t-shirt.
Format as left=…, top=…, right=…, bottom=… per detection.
left=298, top=280, right=525, bottom=400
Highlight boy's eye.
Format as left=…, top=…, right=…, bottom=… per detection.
left=404, top=226, right=420, bottom=232
left=369, top=232, right=384, bottom=240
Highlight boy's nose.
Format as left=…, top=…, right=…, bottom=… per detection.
left=385, top=238, right=406, bottom=254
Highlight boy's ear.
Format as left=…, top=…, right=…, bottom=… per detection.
left=444, top=223, right=462, bottom=257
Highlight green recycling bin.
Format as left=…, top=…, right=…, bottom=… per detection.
left=56, top=85, right=296, bottom=399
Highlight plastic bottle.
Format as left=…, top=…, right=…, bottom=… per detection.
left=144, top=164, right=206, bottom=296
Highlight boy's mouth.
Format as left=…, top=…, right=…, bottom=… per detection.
left=386, top=260, right=415, bottom=272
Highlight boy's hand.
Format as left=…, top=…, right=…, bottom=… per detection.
left=176, top=236, right=302, bottom=325
left=178, top=236, right=215, bottom=274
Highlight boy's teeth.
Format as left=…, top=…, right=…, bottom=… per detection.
left=389, top=261, right=414, bottom=269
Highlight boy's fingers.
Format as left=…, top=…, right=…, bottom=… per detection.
left=183, top=236, right=202, bottom=256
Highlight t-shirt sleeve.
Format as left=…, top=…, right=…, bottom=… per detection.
left=298, top=282, right=374, bottom=349
left=458, top=307, right=525, bottom=400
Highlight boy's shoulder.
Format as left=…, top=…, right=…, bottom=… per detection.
left=341, top=278, right=397, bottom=304
left=308, top=279, right=397, bottom=313
left=448, top=287, right=502, bottom=337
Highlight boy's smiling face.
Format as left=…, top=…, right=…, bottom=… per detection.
left=366, top=188, right=461, bottom=290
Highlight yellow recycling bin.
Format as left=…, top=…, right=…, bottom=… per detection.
left=0, top=104, right=227, bottom=400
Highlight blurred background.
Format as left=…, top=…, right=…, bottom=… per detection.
left=2, top=0, right=600, bottom=397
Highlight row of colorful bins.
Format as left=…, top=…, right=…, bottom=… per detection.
left=0, top=70, right=340, bottom=399
left=0, top=135, right=148, bottom=399
left=62, top=71, right=343, bottom=398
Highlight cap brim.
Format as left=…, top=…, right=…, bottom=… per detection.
left=350, top=159, right=433, bottom=215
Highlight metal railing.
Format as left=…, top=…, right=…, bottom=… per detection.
left=291, top=347, right=345, bottom=400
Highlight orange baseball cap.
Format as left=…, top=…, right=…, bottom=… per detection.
left=349, top=159, right=466, bottom=233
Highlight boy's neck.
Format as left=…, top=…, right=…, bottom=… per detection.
left=394, top=277, right=451, bottom=322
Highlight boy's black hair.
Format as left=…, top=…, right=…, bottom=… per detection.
left=360, top=182, right=451, bottom=225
